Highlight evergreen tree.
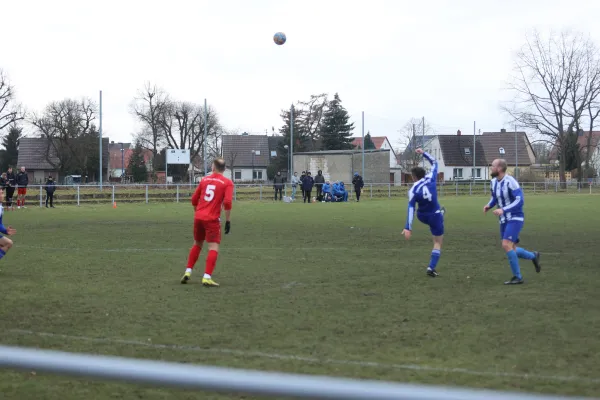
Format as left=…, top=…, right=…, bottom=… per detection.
left=0, top=124, right=21, bottom=171
left=276, top=106, right=309, bottom=172
left=320, top=93, right=355, bottom=150
left=128, top=141, right=148, bottom=182
left=364, top=132, right=376, bottom=150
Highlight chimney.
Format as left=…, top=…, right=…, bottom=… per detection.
left=457, top=130, right=461, bottom=136
left=500, top=128, right=506, bottom=133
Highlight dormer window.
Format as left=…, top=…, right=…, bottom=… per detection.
left=464, top=148, right=471, bottom=155
left=499, top=147, right=505, bottom=155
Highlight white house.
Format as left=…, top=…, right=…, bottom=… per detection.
left=222, top=134, right=270, bottom=182
left=420, top=132, right=488, bottom=181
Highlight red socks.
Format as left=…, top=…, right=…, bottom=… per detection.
left=205, top=250, right=218, bottom=276
left=186, top=245, right=201, bottom=269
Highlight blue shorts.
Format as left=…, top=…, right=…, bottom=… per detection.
left=500, top=221, right=523, bottom=243
left=417, top=212, right=444, bottom=236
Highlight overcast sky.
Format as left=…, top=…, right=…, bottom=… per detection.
left=3, top=0, right=600, bottom=149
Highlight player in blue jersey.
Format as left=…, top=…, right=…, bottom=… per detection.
left=484, top=159, right=541, bottom=285
left=0, top=189, right=16, bottom=262
left=401, top=148, right=445, bottom=277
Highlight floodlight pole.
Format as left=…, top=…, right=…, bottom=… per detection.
left=290, top=104, right=294, bottom=177
left=99, top=90, right=103, bottom=190
left=204, top=99, right=208, bottom=176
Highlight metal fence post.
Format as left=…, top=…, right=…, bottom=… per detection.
left=370, top=183, right=373, bottom=199
left=469, top=181, right=472, bottom=196
left=259, top=184, right=262, bottom=201
left=112, top=186, right=115, bottom=205
left=455, top=181, right=458, bottom=196
left=39, top=186, right=42, bottom=208
left=145, top=185, right=149, bottom=204
left=234, top=185, right=237, bottom=201
left=388, top=183, right=391, bottom=198
left=176, top=185, right=179, bottom=203
left=77, top=185, right=80, bottom=206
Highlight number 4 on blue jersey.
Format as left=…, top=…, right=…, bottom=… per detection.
left=405, top=152, right=441, bottom=231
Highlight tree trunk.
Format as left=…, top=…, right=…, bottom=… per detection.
left=559, top=145, right=567, bottom=188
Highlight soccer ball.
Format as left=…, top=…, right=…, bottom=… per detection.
left=273, top=32, right=286, bottom=45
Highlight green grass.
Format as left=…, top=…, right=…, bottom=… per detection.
left=0, top=196, right=599, bottom=399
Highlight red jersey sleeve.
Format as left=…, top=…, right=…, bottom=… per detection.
left=191, top=182, right=203, bottom=207
left=223, top=181, right=233, bottom=211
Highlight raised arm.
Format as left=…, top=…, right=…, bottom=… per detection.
left=422, top=151, right=438, bottom=180
left=501, top=178, right=523, bottom=212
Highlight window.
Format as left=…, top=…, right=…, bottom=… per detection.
left=453, top=168, right=463, bottom=179
left=270, top=151, right=277, bottom=157
left=464, top=148, right=471, bottom=155
left=234, top=170, right=241, bottom=180
left=254, top=150, right=261, bottom=156
left=253, top=170, right=263, bottom=180
left=471, top=168, right=481, bottom=179
left=499, top=147, right=505, bottom=155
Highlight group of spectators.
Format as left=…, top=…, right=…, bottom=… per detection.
left=0, top=166, right=56, bottom=209
left=272, top=170, right=365, bottom=203
left=0, top=167, right=31, bottom=209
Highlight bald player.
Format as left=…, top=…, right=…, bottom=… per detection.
left=484, top=158, right=541, bottom=285
left=181, top=157, right=234, bottom=287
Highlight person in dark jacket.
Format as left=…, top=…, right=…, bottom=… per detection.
left=314, top=170, right=325, bottom=201
left=302, top=171, right=314, bottom=203
left=16, top=166, right=29, bottom=208
left=5, top=167, right=15, bottom=210
left=300, top=171, right=307, bottom=201
left=45, top=176, right=56, bottom=208
left=273, top=171, right=285, bottom=201
left=352, top=172, right=364, bottom=202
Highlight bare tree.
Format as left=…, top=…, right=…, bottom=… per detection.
left=297, top=94, right=328, bottom=151
left=395, top=118, right=435, bottom=170
left=0, top=70, right=25, bottom=132
left=504, top=30, right=600, bottom=185
left=31, top=98, right=98, bottom=177
left=130, top=82, right=170, bottom=171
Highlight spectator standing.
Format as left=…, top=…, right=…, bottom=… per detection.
left=300, top=171, right=307, bottom=202
left=5, top=168, right=15, bottom=210
left=291, top=172, right=300, bottom=200
left=302, top=171, right=314, bottom=204
left=352, top=172, right=364, bottom=202
left=16, top=166, right=28, bottom=209
left=314, top=170, right=325, bottom=201
left=273, top=171, right=285, bottom=201
left=45, top=176, right=56, bottom=208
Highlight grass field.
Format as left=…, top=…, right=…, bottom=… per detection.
left=0, top=196, right=599, bottom=399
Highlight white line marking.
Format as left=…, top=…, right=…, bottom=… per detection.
left=6, top=329, right=599, bottom=385
left=15, top=245, right=567, bottom=255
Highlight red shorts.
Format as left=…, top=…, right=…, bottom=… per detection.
left=193, top=219, right=221, bottom=244
left=18, top=188, right=27, bottom=196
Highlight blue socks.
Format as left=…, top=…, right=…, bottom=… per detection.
left=429, top=249, right=441, bottom=270
left=506, top=250, right=522, bottom=279
left=0, top=249, right=5, bottom=260
left=516, top=247, right=536, bottom=260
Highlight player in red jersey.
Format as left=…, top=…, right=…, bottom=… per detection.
left=181, top=157, right=234, bottom=287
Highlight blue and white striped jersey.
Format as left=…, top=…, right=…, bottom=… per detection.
left=0, top=205, right=7, bottom=235
left=487, top=175, right=524, bottom=224
left=405, top=152, right=441, bottom=231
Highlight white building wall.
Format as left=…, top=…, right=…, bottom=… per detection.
left=224, top=167, right=268, bottom=182
left=380, top=138, right=399, bottom=168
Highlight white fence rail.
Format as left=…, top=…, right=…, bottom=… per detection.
left=5, top=181, right=600, bottom=207
left=0, top=345, right=588, bottom=400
